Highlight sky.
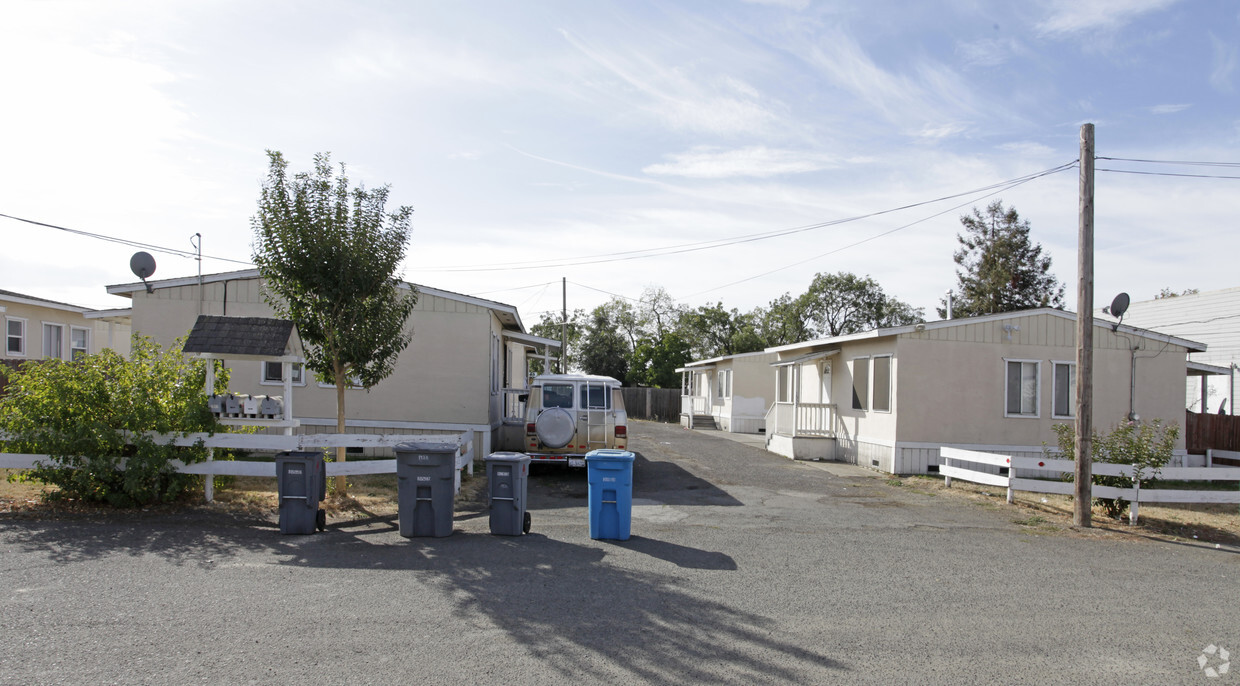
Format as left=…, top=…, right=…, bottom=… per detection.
left=2, top=0, right=1238, bottom=328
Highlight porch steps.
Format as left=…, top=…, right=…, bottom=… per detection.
left=691, top=414, right=717, bottom=430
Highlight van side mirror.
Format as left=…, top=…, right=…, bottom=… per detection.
left=518, top=393, right=528, bottom=403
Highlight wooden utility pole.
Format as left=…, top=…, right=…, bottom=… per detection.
left=561, top=277, right=567, bottom=374
left=1074, top=123, right=1095, bottom=528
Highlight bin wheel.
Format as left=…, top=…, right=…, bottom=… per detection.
left=523, top=511, right=531, bottom=534
left=316, top=509, right=326, bottom=532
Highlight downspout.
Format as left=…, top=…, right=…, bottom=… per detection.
left=1128, top=345, right=1139, bottom=422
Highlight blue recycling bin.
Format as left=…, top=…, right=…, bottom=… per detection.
left=585, top=449, right=635, bottom=541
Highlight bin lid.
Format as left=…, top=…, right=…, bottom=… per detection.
left=275, top=451, right=323, bottom=459
left=486, top=451, right=531, bottom=464
left=585, top=449, right=634, bottom=462
left=395, top=440, right=459, bottom=454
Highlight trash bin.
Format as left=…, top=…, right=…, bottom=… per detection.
left=395, top=441, right=459, bottom=538
left=275, top=451, right=326, bottom=535
left=485, top=452, right=532, bottom=536
left=585, top=449, right=635, bottom=541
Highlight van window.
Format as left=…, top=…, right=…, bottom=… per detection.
left=542, top=384, right=575, bottom=409
left=580, top=384, right=610, bottom=410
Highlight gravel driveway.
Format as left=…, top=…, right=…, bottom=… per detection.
left=2, top=419, right=1237, bottom=684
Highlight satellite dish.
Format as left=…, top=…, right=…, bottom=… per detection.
left=130, top=252, right=156, bottom=293
left=1109, top=293, right=1130, bottom=319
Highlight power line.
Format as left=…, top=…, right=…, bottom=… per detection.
left=0, top=212, right=254, bottom=266
left=1095, top=156, right=1240, bottom=168
left=415, top=161, right=1080, bottom=274
left=1096, top=168, right=1240, bottom=180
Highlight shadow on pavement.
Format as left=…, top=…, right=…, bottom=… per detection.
left=610, top=535, right=738, bottom=570
left=526, top=451, right=743, bottom=512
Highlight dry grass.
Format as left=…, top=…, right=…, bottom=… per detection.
left=892, top=474, right=1240, bottom=546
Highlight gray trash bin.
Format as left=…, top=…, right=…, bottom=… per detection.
left=395, top=441, right=459, bottom=538
left=275, top=451, right=326, bottom=535
left=485, top=452, right=532, bottom=536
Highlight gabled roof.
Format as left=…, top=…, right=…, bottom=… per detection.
left=105, top=269, right=526, bottom=331
left=0, top=288, right=91, bottom=314
left=765, top=307, right=1208, bottom=355
left=183, top=315, right=302, bottom=360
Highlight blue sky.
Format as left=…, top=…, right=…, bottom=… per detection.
left=1, top=0, right=1237, bottom=326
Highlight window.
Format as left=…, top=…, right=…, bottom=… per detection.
left=6, top=318, right=25, bottom=356
left=262, top=361, right=305, bottom=385
left=776, top=365, right=792, bottom=403
left=872, top=355, right=891, bottom=412
left=851, top=357, right=870, bottom=411
left=542, top=383, right=574, bottom=409
left=580, top=383, right=610, bottom=409
left=1052, top=361, right=1076, bottom=418
left=42, top=323, right=64, bottom=359
left=70, top=327, right=90, bottom=360
left=1005, top=360, right=1040, bottom=417
left=717, top=369, right=732, bottom=399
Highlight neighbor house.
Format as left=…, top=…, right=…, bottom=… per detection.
left=677, top=350, right=779, bottom=433
left=105, top=270, right=559, bottom=458
left=2, top=289, right=132, bottom=363
left=760, top=308, right=1207, bottom=474
left=1096, top=287, right=1239, bottom=415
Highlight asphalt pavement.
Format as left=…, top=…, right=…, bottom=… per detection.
left=1, top=419, right=1237, bottom=684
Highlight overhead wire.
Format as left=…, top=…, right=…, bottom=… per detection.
left=0, top=212, right=254, bottom=266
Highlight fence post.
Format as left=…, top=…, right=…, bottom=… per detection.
left=1129, top=478, right=1140, bottom=525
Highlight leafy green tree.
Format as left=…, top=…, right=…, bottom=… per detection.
left=681, top=302, right=765, bottom=359
left=529, top=309, right=585, bottom=374
left=636, top=286, right=684, bottom=340
left=0, top=337, right=225, bottom=507
left=801, top=272, right=923, bottom=337
left=751, top=293, right=812, bottom=347
left=941, top=201, right=1064, bottom=318
left=577, top=305, right=631, bottom=380
left=627, top=331, right=692, bottom=388
left=251, top=151, right=416, bottom=494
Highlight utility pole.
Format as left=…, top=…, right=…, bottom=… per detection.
left=561, top=277, right=567, bottom=374
left=1074, top=123, right=1095, bottom=528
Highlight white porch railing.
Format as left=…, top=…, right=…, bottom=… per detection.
left=940, top=446, right=1240, bottom=524
left=765, top=402, right=836, bottom=437
left=681, top=395, right=710, bottom=415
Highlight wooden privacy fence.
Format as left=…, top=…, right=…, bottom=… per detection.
left=1187, top=410, right=1240, bottom=453
left=939, top=446, right=1240, bottom=525
left=0, top=430, right=474, bottom=501
left=622, top=387, right=681, bottom=423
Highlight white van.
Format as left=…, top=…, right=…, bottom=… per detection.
left=519, top=374, right=628, bottom=467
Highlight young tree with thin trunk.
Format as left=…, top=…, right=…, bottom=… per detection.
left=252, top=151, right=417, bottom=496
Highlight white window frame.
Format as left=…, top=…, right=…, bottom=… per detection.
left=717, top=369, right=732, bottom=400
left=1004, top=358, right=1041, bottom=418
left=260, top=361, right=305, bottom=386
left=776, top=364, right=793, bottom=404
left=318, top=373, right=363, bottom=390
left=6, top=317, right=26, bottom=357
left=42, top=322, right=65, bottom=360
left=871, top=354, right=892, bottom=413
left=69, top=326, right=90, bottom=360
left=1051, top=360, right=1076, bottom=419
left=850, top=356, right=870, bottom=411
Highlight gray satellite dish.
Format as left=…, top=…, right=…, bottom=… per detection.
left=1109, top=293, right=1129, bottom=318
left=130, top=252, right=156, bottom=293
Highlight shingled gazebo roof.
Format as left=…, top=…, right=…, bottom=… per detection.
left=183, top=316, right=302, bottom=360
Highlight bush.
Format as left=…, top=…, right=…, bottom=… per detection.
left=0, top=336, right=227, bottom=507
left=1052, top=418, right=1180, bottom=519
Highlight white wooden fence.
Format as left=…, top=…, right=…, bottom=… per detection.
left=940, top=447, right=1240, bottom=524
left=0, top=430, right=474, bottom=501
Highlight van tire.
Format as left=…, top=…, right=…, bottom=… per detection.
left=535, top=407, right=575, bottom=448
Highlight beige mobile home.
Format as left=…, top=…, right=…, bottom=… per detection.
left=106, top=270, right=558, bottom=458
left=678, top=350, right=778, bottom=433
left=763, top=308, right=1206, bottom=474
left=2, top=289, right=131, bottom=362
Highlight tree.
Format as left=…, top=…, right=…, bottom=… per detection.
left=0, top=337, right=224, bottom=506
left=627, top=331, right=692, bottom=388
left=751, top=293, right=812, bottom=347
left=680, top=302, right=766, bottom=359
left=801, top=272, right=924, bottom=338
left=252, top=151, right=416, bottom=496
left=577, top=305, right=630, bottom=380
left=529, top=309, right=585, bottom=373
left=941, top=201, right=1064, bottom=318
left=1155, top=287, right=1198, bottom=299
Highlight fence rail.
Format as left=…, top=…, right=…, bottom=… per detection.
left=940, top=446, right=1240, bottom=524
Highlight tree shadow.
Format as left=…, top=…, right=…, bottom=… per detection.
left=0, top=515, right=842, bottom=682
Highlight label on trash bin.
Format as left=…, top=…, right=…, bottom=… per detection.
left=417, top=454, right=430, bottom=461
left=603, top=477, right=615, bottom=482
left=496, top=469, right=510, bottom=477
left=417, top=476, right=431, bottom=482
left=289, top=468, right=303, bottom=475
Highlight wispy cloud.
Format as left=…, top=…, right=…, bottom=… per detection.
left=1148, top=103, right=1191, bottom=114
left=642, top=146, right=837, bottom=179
left=1210, top=33, right=1237, bottom=93
left=1036, top=0, right=1180, bottom=37
left=955, top=37, right=1025, bottom=67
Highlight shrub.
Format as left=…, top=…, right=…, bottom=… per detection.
left=0, top=336, right=227, bottom=507
left=1052, top=418, right=1180, bottom=519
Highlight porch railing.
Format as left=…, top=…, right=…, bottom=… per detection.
left=681, top=394, right=710, bottom=416
left=766, top=402, right=836, bottom=437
